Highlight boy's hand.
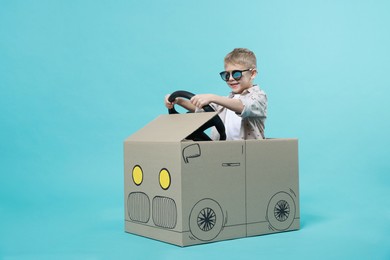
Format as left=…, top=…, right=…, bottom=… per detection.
left=190, top=94, right=216, bottom=108
left=164, top=94, right=176, bottom=109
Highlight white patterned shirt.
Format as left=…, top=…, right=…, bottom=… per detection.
left=211, top=85, right=267, bottom=140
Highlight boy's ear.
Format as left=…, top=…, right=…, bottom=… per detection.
left=250, top=69, right=258, bottom=80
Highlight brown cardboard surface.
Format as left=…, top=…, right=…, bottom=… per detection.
left=126, top=112, right=218, bottom=142
left=124, top=113, right=300, bottom=246
left=245, top=139, right=300, bottom=235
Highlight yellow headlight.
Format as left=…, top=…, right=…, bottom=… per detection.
left=159, top=168, right=171, bottom=190
left=132, top=165, right=143, bottom=186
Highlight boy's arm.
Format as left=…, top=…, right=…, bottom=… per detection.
left=176, top=98, right=197, bottom=112
left=165, top=95, right=196, bottom=112
left=190, top=94, right=244, bottom=114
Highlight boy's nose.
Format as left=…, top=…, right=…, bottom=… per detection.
left=228, top=74, right=237, bottom=81
left=227, top=73, right=234, bottom=81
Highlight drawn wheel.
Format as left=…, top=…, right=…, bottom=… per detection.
left=189, top=199, right=223, bottom=241
left=267, top=192, right=296, bottom=231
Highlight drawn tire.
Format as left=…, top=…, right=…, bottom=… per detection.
left=189, top=199, right=224, bottom=241
left=266, top=192, right=296, bottom=231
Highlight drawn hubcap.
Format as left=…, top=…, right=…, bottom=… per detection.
left=274, top=200, right=290, bottom=222
left=197, top=207, right=216, bottom=231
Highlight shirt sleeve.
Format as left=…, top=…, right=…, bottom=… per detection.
left=239, top=90, right=267, bottom=118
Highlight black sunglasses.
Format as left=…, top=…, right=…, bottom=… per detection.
left=219, top=69, right=253, bottom=81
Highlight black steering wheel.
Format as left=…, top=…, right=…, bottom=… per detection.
left=168, top=90, right=226, bottom=141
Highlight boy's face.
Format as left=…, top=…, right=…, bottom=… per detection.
left=224, top=62, right=256, bottom=94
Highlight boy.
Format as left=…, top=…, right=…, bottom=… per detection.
left=165, top=48, right=267, bottom=140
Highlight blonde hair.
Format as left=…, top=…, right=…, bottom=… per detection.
left=224, top=48, right=257, bottom=69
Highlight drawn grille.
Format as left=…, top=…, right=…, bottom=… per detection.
left=152, top=196, right=177, bottom=229
left=127, top=192, right=150, bottom=223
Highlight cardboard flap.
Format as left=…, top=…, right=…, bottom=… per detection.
left=126, top=112, right=218, bottom=142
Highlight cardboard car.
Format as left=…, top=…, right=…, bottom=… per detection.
left=123, top=109, right=300, bottom=246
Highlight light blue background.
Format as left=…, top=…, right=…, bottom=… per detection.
left=1, top=0, right=389, bottom=259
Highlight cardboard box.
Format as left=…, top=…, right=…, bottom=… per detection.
left=124, top=112, right=299, bottom=246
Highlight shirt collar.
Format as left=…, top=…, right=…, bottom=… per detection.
left=229, top=85, right=258, bottom=97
